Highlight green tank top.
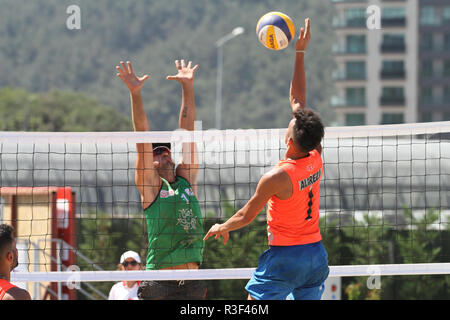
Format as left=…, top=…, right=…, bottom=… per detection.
left=143, top=176, right=204, bottom=269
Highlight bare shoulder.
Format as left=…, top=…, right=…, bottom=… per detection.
left=261, top=167, right=290, bottom=186
left=3, top=287, right=31, bottom=300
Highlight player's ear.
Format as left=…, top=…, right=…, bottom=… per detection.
left=6, top=250, right=13, bottom=264
left=286, top=137, right=294, bottom=148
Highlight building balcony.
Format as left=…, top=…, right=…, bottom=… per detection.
left=420, top=45, right=450, bottom=58
left=381, top=43, right=406, bottom=53
left=419, top=98, right=450, bottom=113
left=380, top=70, right=406, bottom=80
left=380, top=96, right=405, bottom=106
left=332, top=45, right=366, bottom=55
left=382, top=17, right=406, bottom=28
left=333, top=70, right=366, bottom=81
left=420, top=20, right=450, bottom=32
left=333, top=18, right=367, bottom=29
left=331, top=96, right=366, bottom=108
left=420, top=73, right=450, bottom=85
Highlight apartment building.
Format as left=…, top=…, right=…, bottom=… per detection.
left=332, top=0, right=450, bottom=126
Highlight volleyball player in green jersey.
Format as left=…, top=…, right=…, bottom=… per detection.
left=116, top=59, right=206, bottom=300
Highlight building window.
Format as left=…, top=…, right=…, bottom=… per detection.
left=381, top=87, right=405, bottom=105
left=421, top=60, right=433, bottom=78
left=421, top=113, right=433, bottom=123
left=444, top=86, right=450, bottom=101
left=382, top=7, right=406, bottom=27
left=420, top=87, right=433, bottom=105
left=420, top=6, right=436, bottom=26
left=381, top=113, right=404, bottom=124
left=346, top=87, right=366, bottom=106
left=381, top=60, right=405, bottom=79
left=443, top=6, right=450, bottom=25
left=443, top=112, right=450, bottom=121
left=381, top=34, right=405, bottom=53
left=345, top=113, right=366, bottom=126
left=346, top=61, right=366, bottom=79
left=347, top=35, right=366, bottom=53
left=345, top=8, right=366, bottom=27
left=445, top=34, right=450, bottom=51
left=420, top=112, right=433, bottom=122
left=420, top=34, right=433, bottom=51
left=444, top=60, right=450, bottom=77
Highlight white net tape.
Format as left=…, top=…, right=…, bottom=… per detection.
left=11, top=263, right=450, bottom=283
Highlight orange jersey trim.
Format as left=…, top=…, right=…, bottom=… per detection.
left=0, top=279, right=17, bottom=300
left=267, top=150, right=323, bottom=246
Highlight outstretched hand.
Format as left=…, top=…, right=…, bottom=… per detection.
left=203, top=223, right=229, bottom=245
left=296, top=18, right=311, bottom=51
left=116, top=61, right=150, bottom=94
left=166, top=59, right=199, bottom=85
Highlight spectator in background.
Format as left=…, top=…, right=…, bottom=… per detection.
left=108, top=250, right=142, bottom=300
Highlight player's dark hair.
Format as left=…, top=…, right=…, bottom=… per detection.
left=0, top=224, right=15, bottom=256
left=292, top=109, right=324, bottom=152
left=152, top=143, right=171, bottom=150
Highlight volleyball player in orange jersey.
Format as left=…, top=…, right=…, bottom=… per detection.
left=0, top=224, right=31, bottom=300
left=204, top=18, right=329, bottom=300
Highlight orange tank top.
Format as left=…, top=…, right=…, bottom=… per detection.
left=0, top=278, right=17, bottom=300
left=267, top=149, right=323, bottom=246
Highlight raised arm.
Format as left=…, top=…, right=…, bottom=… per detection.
left=203, top=168, right=290, bottom=245
left=167, top=60, right=200, bottom=194
left=116, top=61, right=160, bottom=208
left=290, top=18, right=311, bottom=113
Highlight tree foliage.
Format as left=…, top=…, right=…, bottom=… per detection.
left=0, top=87, right=131, bottom=131
left=0, top=0, right=336, bottom=131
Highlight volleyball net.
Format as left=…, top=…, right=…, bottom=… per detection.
left=3, top=121, right=450, bottom=300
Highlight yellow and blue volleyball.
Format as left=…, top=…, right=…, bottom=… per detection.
left=256, top=12, right=295, bottom=50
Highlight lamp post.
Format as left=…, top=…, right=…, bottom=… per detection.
left=215, top=27, right=245, bottom=129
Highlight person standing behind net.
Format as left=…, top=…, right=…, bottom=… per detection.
left=204, top=18, right=329, bottom=300
left=116, top=60, right=206, bottom=300
left=108, top=250, right=143, bottom=300
left=0, top=224, right=31, bottom=300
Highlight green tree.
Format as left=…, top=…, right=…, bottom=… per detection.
left=0, top=0, right=336, bottom=130
left=0, top=87, right=131, bottom=131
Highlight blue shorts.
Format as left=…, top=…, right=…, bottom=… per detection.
left=245, top=241, right=329, bottom=300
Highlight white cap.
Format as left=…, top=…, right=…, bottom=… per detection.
left=120, top=250, right=141, bottom=264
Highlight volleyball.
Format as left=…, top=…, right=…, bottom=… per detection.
left=256, top=11, right=295, bottom=50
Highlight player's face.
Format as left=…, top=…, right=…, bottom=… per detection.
left=153, top=147, right=175, bottom=171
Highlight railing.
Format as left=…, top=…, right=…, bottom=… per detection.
left=382, top=17, right=407, bottom=27
left=333, top=18, right=367, bottom=28
left=333, top=70, right=366, bottom=81
left=333, top=45, right=366, bottom=55
left=380, top=70, right=406, bottom=79
left=381, top=43, right=406, bottom=53
left=380, top=96, right=406, bottom=106
left=331, top=96, right=366, bottom=108
left=14, top=238, right=108, bottom=300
